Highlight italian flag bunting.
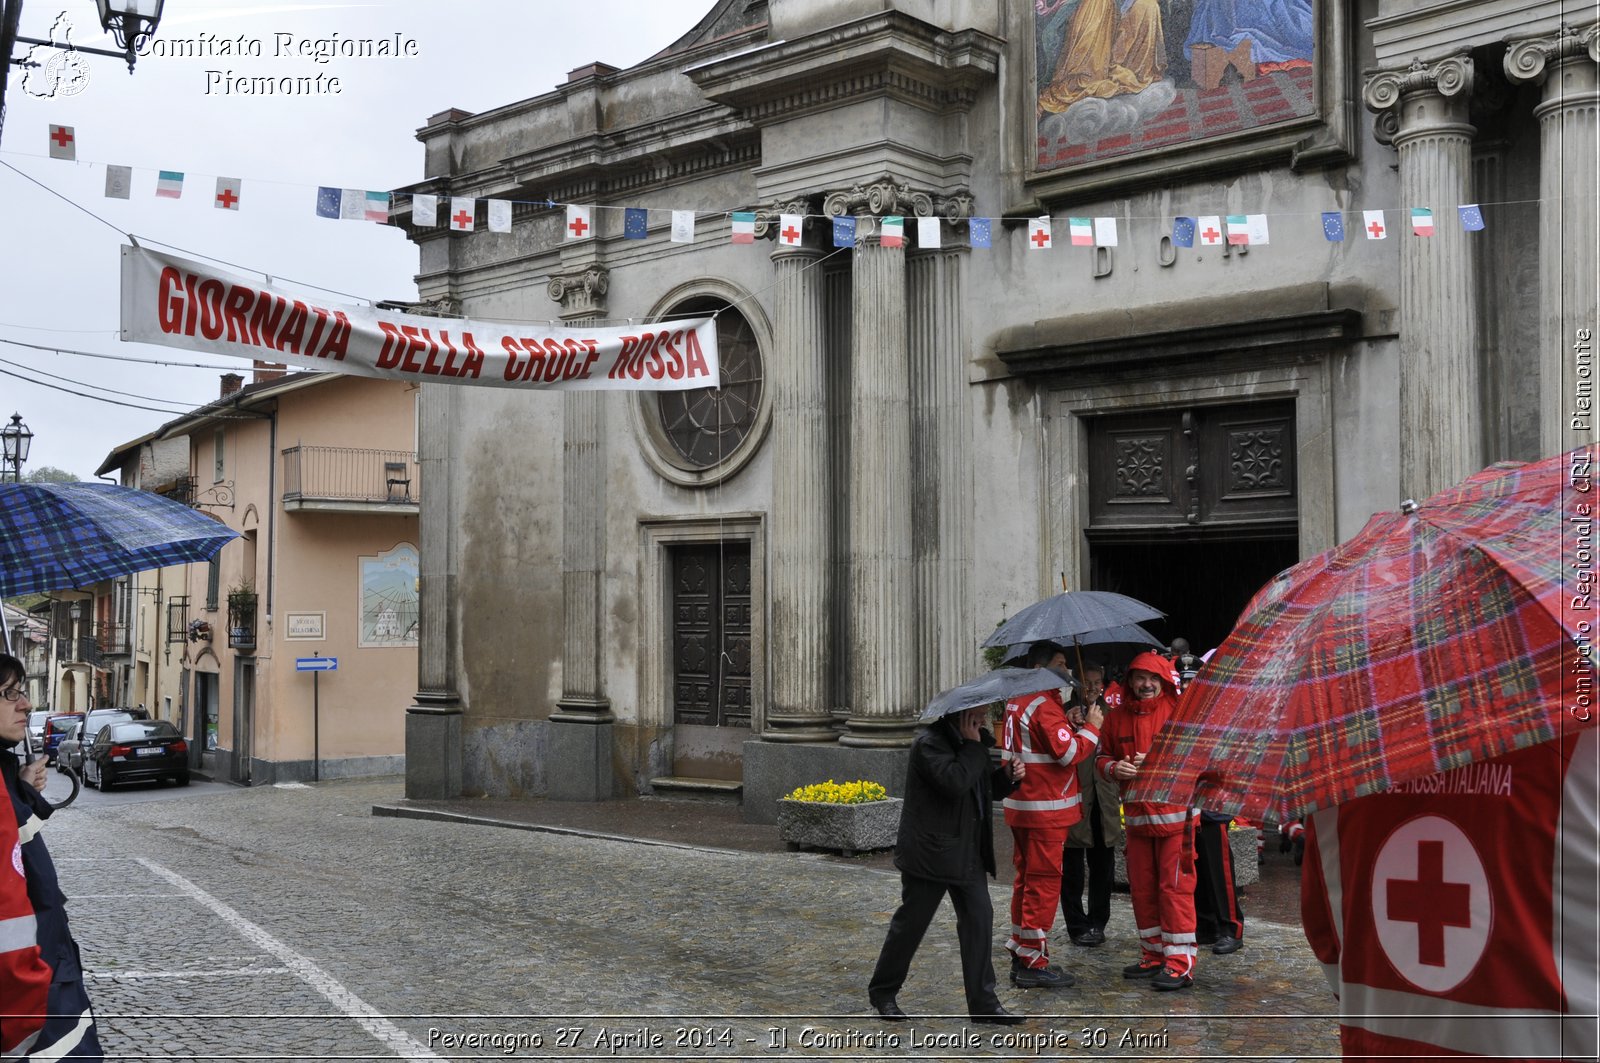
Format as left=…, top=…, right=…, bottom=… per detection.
left=1410, top=208, right=1435, bottom=236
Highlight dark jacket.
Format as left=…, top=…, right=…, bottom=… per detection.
left=894, top=717, right=1015, bottom=883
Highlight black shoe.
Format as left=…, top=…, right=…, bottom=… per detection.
left=971, top=1006, right=1026, bottom=1025
left=871, top=998, right=908, bottom=1021
left=1071, top=928, right=1106, bottom=947
left=1011, top=964, right=1075, bottom=989
left=1151, top=967, right=1194, bottom=991
left=1122, top=959, right=1163, bottom=979
left=1212, top=935, right=1243, bottom=955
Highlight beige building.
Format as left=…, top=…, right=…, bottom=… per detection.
left=393, top=0, right=1597, bottom=816
left=99, top=366, right=419, bottom=784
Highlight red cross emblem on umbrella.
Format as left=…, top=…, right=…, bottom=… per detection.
left=1372, top=815, right=1491, bottom=993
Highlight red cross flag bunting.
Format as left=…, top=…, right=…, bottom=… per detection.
left=48, top=124, right=75, bottom=160
left=214, top=177, right=242, bottom=211
left=1197, top=215, right=1224, bottom=246
left=1027, top=215, right=1052, bottom=250
left=778, top=213, right=803, bottom=247
left=565, top=204, right=592, bottom=241
left=119, top=244, right=721, bottom=393
left=450, top=197, right=475, bottom=233
left=1363, top=209, right=1387, bottom=240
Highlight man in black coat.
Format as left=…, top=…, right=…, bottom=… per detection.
left=867, top=706, right=1026, bottom=1025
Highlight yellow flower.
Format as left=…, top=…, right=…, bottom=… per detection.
left=783, top=779, right=889, bottom=805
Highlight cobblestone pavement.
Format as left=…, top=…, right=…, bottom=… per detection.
left=38, top=779, right=1340, bottom=1061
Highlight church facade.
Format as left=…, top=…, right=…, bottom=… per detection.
left=398, top=0, right=1597, bottom=817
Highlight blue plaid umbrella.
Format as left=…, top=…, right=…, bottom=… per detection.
left=0, top=482, right=238, bottom=598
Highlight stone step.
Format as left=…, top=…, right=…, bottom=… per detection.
left=648, top=776, right=743, bottom=802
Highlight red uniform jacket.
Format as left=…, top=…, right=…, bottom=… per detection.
left=1000, top=687, right=1100, bottom=829
left=0, top=772, right=50, bottom=1056
left=1095, top=690, right=1191, bottom=836
left=1301, top=730, right=1598, bottom=1063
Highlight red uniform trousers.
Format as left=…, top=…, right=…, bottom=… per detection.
left=1124, top=826, right=1199, bottom=976
left=1005, top=826, right=1069, bottom=969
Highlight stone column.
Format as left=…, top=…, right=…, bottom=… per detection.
left=1365, top=56, right=1482, bottom=498
left=407, top=372, right=462, bottom=799
left=547, top=265, right=615, bottom=800
left=1506, top=24, right=1600, bottom=454
left=839, top=213, right=918, bottom=747
left=764, top=239, right=837, bottom=742
left=908, top=245, right=974, bottom=706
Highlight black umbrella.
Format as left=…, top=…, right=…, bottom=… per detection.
left=1000, top=621, right=1165, bottom=665
left=920, top=668, right=1073, bottom=723
left=981, top=590, right=1163, bottom=649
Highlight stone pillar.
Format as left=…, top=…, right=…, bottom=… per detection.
left=764, top=239, right=837, bottom=742
left=406, top=376, right=462, bottom=799
left=547, top=265, right=614, bottom=800
left=839, top=216, right=918, bottom=747
left=908, top=246, right=974, bottom=706
left=1365, top=56, right=1482, bottom=498
left=1506, top=24, right=1600, bottom=454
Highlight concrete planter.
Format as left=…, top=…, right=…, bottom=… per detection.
left=1113, top=826, right=1260, bottom=887
left=776, top=797, right=903, bottom=857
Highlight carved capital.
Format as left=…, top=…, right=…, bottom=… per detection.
left=822, top=176, right=949, bottom=220
left=1364, top=54, right=1474, bottom=114
left=1505, top=22, right=1600, bottom=85
left=753, top=196, right=817, bottom=241
left=547, top=266, right=610, bottom=316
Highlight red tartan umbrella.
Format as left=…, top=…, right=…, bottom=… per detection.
left=1126, top=444, right=1598, bottom=823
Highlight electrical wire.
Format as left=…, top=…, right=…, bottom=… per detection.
left=0, top=335, right=294, bottom=373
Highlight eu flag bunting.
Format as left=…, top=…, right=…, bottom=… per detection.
left=624, top=208, right=648, bottom=239
left=968, top=217, right=992, bottom=249
left=1321, top=212, right=1345, bottom=241
left=1172, top=216, right=1196, bottom=248
left=833, top=215, right=857, bottom=248
left=315, top=186, right=342, bottom=219
left=1458, top=204, right=1485, bottom=232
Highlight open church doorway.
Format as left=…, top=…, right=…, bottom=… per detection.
left=1083, top=399, right=1300, bottom=663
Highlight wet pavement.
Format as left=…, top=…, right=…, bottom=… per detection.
left=37, top=777, right=1339, bottom=1061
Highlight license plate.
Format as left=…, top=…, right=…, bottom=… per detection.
left=135, top=746, right=163, bottom=756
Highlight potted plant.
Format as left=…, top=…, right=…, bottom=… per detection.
left=226, top=581, right=258, bottom=650
left=186, top=618, right=212, bottom=643
left=776, top=779, right=902, bottom=857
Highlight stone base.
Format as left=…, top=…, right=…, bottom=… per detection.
left=741, top=740, right=910, bottom=825
left=405, top=707, right=462, bottom=799
left=548, top=717, right=613, bottom=802
left=777, top=798, right=903, bottom=855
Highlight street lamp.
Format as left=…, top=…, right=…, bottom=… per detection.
left=1, top=412, right=31, bottom=482
left=95, top=0, right=163, bottom=73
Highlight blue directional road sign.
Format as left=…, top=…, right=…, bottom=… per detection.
left=296, top=657, right=338, bottom=672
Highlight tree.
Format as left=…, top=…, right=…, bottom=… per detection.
left=24, top=466, right=78, bottom=483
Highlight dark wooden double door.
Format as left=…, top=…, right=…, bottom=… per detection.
left=1085, top=401, right=1300, bottom=655
left=670, top=543, right=752, bottom=729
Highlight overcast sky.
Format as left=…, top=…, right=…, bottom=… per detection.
left=0, top=0, right=696, bottom=479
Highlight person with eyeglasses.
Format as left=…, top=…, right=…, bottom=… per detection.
left=0, top=653, right=104, bottom=1059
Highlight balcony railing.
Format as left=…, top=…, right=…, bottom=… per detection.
left=57, top=636, right=101, bottom=667
left=282, top=446, right=420, bottom=508
left=227, top=592, right=258, bottom=651
left=95, top=621, right=131, bottom=655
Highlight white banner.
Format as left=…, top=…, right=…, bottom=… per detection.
left=119, top=246, right=720, bottom=392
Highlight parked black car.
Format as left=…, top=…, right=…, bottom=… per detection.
left=82, top=720, right=189, bottom=790
left=56, top=707, right=148, bottom=774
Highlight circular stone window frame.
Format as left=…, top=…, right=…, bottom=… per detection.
left=630, top=277, right=774, bottom=489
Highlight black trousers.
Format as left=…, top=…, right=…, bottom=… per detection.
left=1193, top=817, right=1245, bottom=942
left=868, top=869, right=1000, bottom=1014
left=1061, top=844, right=1114, bottom=935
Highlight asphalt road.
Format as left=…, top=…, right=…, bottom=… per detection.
left=33, top=778, right=1338, bottom=1061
